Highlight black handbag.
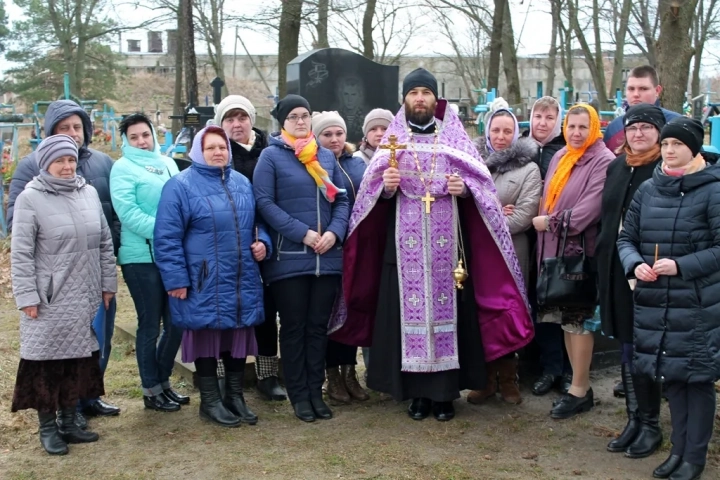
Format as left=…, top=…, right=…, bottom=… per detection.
left=537, top=210, right=598, bottom=309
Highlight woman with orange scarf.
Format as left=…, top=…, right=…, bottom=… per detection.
left=254, top=95, right=350, bottom=423
left=532, top=105, right=614, bottom=419
left=596, top=104, right=666, bottom=458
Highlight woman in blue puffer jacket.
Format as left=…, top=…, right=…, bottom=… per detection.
left=254, top=95, right=350, bottom=423
left=154, top=125, right=272, bottom=428
left=312, top=111, right=369, bottom=405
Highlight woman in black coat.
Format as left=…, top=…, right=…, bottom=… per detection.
left=596, top=104, right=666, bottom=459
left=617, top=117, right=720, bottom=480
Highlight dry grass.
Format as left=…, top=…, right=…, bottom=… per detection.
left=0, top=250, right=718, bottom=479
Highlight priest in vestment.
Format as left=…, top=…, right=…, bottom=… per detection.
left=329, top=69, right=533, bottom=421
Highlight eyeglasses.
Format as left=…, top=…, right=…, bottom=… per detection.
left=626, top=124, right=656, bottom=135
left=286, top=113, right=310, bottom=124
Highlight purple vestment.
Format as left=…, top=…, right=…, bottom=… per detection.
left=330, top=100, right=533, bottom=372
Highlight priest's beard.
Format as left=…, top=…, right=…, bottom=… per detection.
left=405, top=98, right=437, bottom=126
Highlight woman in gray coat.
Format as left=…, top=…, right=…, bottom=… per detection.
left=10, top=135, right=117, bottom=456
left=469, top=108, right=542, bottom=405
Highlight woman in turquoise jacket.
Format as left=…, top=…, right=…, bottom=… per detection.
left=110, top=113, right=188, bottom=413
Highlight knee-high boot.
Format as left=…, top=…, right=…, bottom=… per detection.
left=625, top=374, right=662, bottom=458
left=198, top=376, right=241, bottom=428
left=38, top=411, right=68, bottom=455
left=607, top=364, right=640, bottom=452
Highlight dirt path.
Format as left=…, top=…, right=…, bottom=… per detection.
left=0, top=280, right=718, bottom=479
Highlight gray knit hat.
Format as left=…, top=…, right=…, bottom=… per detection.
left=312, top=111, right=346, bottom=136
left=214, top=95, right=256, bottom=126
left=36, top=134, right=78, bottom=171
left=362, top=109, right=394, bottom=136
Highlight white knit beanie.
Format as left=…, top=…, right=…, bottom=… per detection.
left=362, top=109, right=394, bottom=136
left=311, top=111, right=346, bottom=136
left=214, top=95, right=256, bottom=126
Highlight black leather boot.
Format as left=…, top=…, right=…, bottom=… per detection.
left=653, top=454, right=683, bottom=478
left=256, top=377, right=288, bottom=401
left=608, top=364, right=640, bottom=452
left=198, top=376, right=241, bottom=428
left=38, top=412, right=68, bottom=455
left=223, top=371, right=258, bottom=425
left=57, top=409, right=99, bottom=443
left=668, top=461, right=704, bottom=480
left=625, top=374, right=662, bottom=458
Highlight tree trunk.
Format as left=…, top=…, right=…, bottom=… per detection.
left=609, top=0, right=632, bottom=96
left=487, top=0, right=505, bottom=90
left=182, top=0, right=199, bottom=106
left=558, top=5, right=574, bottom=91
left=500, top=0, right=521, bottom=104
left=362, top=0, right=377, bottom=59
left=569, top=0, right=608, bottom=107
left=277, top=0, right=304, bottom=97
left=172, top=0, right=184, bottom=135
left=656, top=0, right=698, bottom=112
left=317, top=0, right=330, bottom=49
left=211, top=0, right=227, bottom=97
left=546, top=0, right=560, bottom=96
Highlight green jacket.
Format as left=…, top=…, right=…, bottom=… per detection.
left=110, top=126, right=179, bottom=265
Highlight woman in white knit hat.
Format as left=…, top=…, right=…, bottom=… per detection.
left=354, top=108, right=394, bottom=165
left=312, top=110, right=370, bottom=404
left=214, top=95, right=288, bottom=402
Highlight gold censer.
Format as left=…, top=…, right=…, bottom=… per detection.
left=453, top=259, right=468, bottom=289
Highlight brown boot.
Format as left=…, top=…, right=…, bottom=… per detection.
left=342, top=365, right=370, bottom=401
left=326, top=367, right=351, bottom=403
left=467, top=361, right=498, bottom=404
left=497, top=356, right=522, bottom=405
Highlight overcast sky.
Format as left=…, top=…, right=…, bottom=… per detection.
left=2, top=0, right=719, bottom=81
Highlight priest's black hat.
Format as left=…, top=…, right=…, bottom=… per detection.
left=402, top=68, right=438, bottom=100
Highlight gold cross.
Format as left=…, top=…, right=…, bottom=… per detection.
left=421, top=191, right=435, bottom=214
left=379, top=134, right=406, bottom=168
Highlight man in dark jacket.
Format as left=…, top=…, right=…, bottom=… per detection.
left=603, top=65, right=680, bottom=153
left=214, top=95, right=288, bottom=402
left=7, top=100, right=121, bottom=423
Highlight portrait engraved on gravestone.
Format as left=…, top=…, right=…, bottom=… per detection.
left=287, top=48, right=400, bottom=143
left=337, top=76, right=365, bottom=139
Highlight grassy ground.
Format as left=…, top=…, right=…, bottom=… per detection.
left=0, top=246, right=718, bottom=479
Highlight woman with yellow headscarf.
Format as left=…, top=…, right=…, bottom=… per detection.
left=532, top=104, right=615, bottom=420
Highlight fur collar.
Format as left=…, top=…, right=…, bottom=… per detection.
left=477, top=137, right=538, bottom=174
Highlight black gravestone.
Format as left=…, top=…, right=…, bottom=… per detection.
left=287, top=48, right=400, bottom=143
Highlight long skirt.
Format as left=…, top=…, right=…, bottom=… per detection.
left=181, top=328, right=258, bottom=363
left=12, top=351, right=104, bottom=413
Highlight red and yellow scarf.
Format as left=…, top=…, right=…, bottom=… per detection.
left=281, top=129, right=345, bottom=202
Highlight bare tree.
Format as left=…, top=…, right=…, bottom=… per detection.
left=331, top=0, right=418, bottom=64
left=627, top=0, right=660, bottom=65
left=656, top=0, right=699, bottom=112
left=182, top=0, right=198, bottom=106
left=567, top=0, right=609, bottom=107
left=433, top=6, right=490, bottom=99
left=606, top=0, right=633, bottom=95
left=173, top=0, right=184, bottom=134
left=277, top=0, right=304, bottom=96
left=546, top=0, right=560, bottom=96
left=690, top=0, right=720, bottom=96
left=488, top=0, right=504, bottom=91
left=556, top=0, right=574, bottom=91
left=194, top=0, right=228, bottom=95
left=500, top=0, right=520, bottom=104
left=316, top=0, right=330, bottom=48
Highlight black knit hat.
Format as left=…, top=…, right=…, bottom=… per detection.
left=660, top=117, right=705, bottom=157
left=624, top=104, right=666, bottom=133
left=402, top=68, right=438, bottom=100
left=271, top=94, right=311, bottom=126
